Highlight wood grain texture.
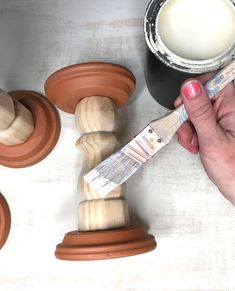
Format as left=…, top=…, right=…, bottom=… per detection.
left=0, top=99, right=34, bottom=145
left=76, top=96, right=129, bottom=231
left=0, top=0, right=234, bottom=290
left=76, top=132, right=123, bottom=200
left=75, top=96, right=118, bottom=133
left=0, top=89, right=15, bottom=131
left=78, top=198, right=129, bottom=231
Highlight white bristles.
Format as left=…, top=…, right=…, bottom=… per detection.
left=84, top=150, right=141, bottom=196
left=84, top=125, right=167, bottom=196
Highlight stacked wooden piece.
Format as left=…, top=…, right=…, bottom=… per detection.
left=45, top=62, right=156, bottom=261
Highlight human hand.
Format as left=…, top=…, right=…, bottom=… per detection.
left=175, top=76, right=235, bottom=205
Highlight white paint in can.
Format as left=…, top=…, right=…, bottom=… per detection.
left=156, top=0, right=235, bottom=60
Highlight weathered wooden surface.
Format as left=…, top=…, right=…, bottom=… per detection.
left=0, top=0, right=234, bottom=290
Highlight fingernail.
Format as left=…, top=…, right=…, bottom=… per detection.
left=188, top=145, right=198, bottom=154
left=182, top=81, right=201, bottom=99
left=177, top=135, right=183, bottom=144
left=191, top=147, right=199, bottom=154
left=191, top=134, right=198, bottom=146
left=174, top=96, right=182, bottom=107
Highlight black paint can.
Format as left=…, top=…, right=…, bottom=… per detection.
left=144, top=0, right=235, bottom=109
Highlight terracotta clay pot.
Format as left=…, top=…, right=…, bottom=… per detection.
left=45, top=62, right=136, bottom=113
left=56, top=226, right=157, bottom=261
left=0, top=194, right=11, bottom=249
left=0, top=91, right=61, bottom=168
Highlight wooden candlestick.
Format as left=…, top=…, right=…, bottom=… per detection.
left=0, top=90, right=61, bottom=168
left=45, top=62, right=156, bottom=260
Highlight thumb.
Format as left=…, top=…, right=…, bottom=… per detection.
left=181, top=79, right=218, bottom=143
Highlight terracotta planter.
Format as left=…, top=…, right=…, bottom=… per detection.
left=56, top=226, right=156, bottom=261
left=45, top=62, right=136, bottom=113
left=0, top=194, right=11, bottom=249
left=0, top=91, right=60, bottom=168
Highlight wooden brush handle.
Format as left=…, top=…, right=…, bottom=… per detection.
left=76, top=96, right=129, bottom=231
left=0, top=90, right=34, bottom=145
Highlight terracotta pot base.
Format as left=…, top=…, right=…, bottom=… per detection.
left=55, top=226, right=157, bottom=261
left=45, top=62, right=136, bottom=113
left=0, top=194, right=11, bottom=249
left=0, top=91, right=60, bottom=168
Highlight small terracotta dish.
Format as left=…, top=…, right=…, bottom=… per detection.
left=56, top=226, right=157, bottom=261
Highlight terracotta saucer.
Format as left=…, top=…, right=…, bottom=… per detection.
left=44, top=62, right=136, bottom=113
left=0, top=194, right=11, bottom=249
left=55, top=226, right=157, bottom=261
left=0, top=91, right=61, bottom=168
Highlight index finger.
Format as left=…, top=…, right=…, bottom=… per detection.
left=196, top=72, right=214, bottom=84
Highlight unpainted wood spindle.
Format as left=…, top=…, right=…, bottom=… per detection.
left=75, top=96, right=130, bottom=231
left=0, top=89, right=34, bottom=146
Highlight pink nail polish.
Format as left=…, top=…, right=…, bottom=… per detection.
left=182, top=81, right=201, bottom=99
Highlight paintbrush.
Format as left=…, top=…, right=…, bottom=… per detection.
left=84, top=60, right=235, bottom=197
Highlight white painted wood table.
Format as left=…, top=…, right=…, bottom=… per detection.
left=0, top=1, right=234, bottom=290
